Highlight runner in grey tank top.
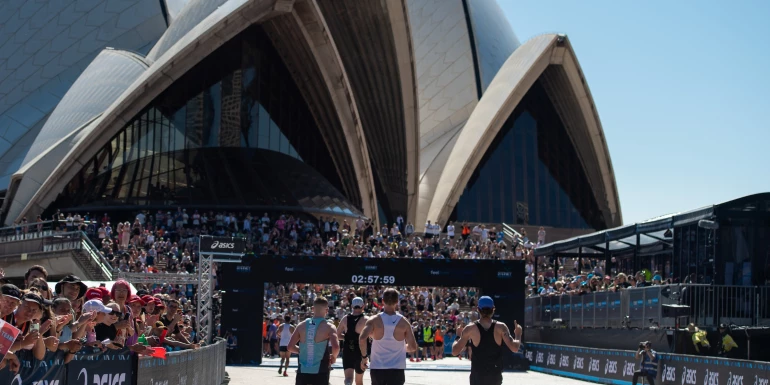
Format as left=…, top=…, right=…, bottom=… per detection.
left=359, top=288, right=418, bottom=385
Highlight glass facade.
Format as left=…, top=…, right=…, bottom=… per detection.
left=450, top=80, right=606, bottom=230
left=48, top=26, right=361, bottom=216
left=466, top=0, right=521, bottom=93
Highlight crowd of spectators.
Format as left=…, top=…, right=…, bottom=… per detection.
left=41, top=209, right=549, bottom=273
left=26, top=209, right=675, bottom=302
left=0, top=266, right=200, bottom=374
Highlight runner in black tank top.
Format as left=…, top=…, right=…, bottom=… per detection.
left=470, top=319, right=504, bottom=383
left=338, top=297, right=369, bottom=385
left=451, top=296, right=523, bottom=385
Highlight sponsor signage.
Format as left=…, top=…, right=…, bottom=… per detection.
left=0, top=349, right=67, bottom=385
left=200, top=235, right=246, bottom=261
left=66, top=347, right=132, bottom=385
left=526, top=343, right=770, bottom=385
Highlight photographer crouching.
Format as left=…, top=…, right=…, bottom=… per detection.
left=632, top=341, right=658, bottom=385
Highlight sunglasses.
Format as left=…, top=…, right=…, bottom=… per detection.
left=33, top=285, right=49, bottom=291
left=111, top=311, right=124, bottom=318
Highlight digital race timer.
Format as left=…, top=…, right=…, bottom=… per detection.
left=351, top=275, right=396, bottom=284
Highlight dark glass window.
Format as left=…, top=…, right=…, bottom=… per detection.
left=450, top=80, right=605, bottom=230
left=48, top=26, right=359, bottom=216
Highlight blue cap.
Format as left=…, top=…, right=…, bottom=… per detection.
left=478, top=296, right=494, bottom=309
left=652, top=275, right=662, bottom=282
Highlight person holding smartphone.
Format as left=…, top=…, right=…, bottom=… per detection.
left=9, top=292, right=50, bottom=360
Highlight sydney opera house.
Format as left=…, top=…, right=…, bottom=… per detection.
left=0, top=0, right=621, bottom=232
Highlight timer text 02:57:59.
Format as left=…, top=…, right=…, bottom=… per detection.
left=351, top=275, right=395, bottom=284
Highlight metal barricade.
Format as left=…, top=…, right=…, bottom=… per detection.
left=524, top=284, right=767, bottom=329
left=760, top=286, right=770, bottom=326
left=677, top=284, right=757, bottom=327
left=607, top=291, right=623, bottom=328
left=594, top=291, right=608, bottom=328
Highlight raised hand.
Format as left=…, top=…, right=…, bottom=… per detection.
left=513, top=320, right=523, bottom=339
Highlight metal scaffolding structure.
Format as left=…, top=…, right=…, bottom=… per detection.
left=197, top=251, right=215, bottom=344
left=118, top=235, right=244, bottom=345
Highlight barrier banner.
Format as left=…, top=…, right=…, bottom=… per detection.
left=66, top=347, right=133, bottom=385
left=657, top=354, right=770, bottom=385
left=526, top=342, right=770, bottom=385
left=137, top=340, right=226, bottom=385
left=526, top=342, right=639, bottom=384
left=0, top=349, right=67, bottom=385
left=595, top=291, right=608, bottom=327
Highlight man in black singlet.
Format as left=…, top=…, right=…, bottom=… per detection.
left=337, top=297, right=369, bottom=385
left=451, top=296, right=523, bottom=385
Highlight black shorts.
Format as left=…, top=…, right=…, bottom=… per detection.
left=424, top=233, right=433, bottom=239
left=279, top=346, right=288, bottom=352
left=263, top=338, right=269, bottom=343
left=469, top=371, right=502, bottom=385
left=295, top=372, right=330, bottom=385
left=418, top=341, right=426, bottom=348
left=435, top=341, right=443, bottom=347
left=370, top=369, right=405, bottom=385
left=342, top=350, right=364, bottom=374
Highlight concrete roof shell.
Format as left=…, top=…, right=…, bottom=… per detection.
left=423, top=34, right=622, bottom=228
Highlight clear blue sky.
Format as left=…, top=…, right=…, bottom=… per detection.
left=500, top=0, right=770, bottom=224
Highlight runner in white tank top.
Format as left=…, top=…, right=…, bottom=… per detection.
left=359, top=288, right=418, bottom=385
left=277, top=315, right=295, bottom=376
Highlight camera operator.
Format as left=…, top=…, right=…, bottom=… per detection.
left=632, top=341, right=658, bottom=385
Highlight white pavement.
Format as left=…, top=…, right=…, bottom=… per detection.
left=226, top=365, right=596, bottom=385
left=259, top=355, right=473, bottom=371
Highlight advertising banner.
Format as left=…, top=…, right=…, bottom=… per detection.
left=0, top=349, right=67, bottom=385
left=526, top=342, right=770, bottom=385
left=137, top=339, right=226, bottom=385
left=200, top=235, right=246, bottom=261
left=66, top=347, right=133, bottom=385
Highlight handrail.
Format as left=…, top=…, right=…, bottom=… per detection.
left=77, top=231, right=114, bottom=280
left=502, top=223, right=522, bottom=244
left=0, top=219, right=54, bottom=232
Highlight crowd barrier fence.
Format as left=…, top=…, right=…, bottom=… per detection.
left=0, top=340, right=226, bottom=385
left=525, top=284, right=769, bottom=328
left=526, top=342, right=770, bottom=385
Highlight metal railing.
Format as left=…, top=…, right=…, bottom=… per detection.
left=525, top=284, right=769, bottom=329
left=0, top=230, right=114, bottom=281
left=502, top=223, right=522, bottom=245
left=0, top=219, right=103, bottom=243
left=118, top=272, right=198, bottom=285
left=0, top=220, right=55, bottom=242
left=77, top=231, right=114, bottom=281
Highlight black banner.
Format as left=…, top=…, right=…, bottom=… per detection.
left=137, top=339, right=226, bottom=385
left=66, top=347, right=133, bottom=385
left=200, top=235, right=246, bottom=260
left=0, top=349, right=67, bottom=385
left=526, top=342, right=770, bottom=385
